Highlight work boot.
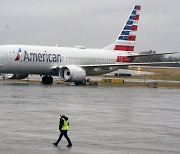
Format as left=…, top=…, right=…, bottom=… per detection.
left=53, top=143, right=58, bottom=146
left=66, top=144, right=72, bottom=148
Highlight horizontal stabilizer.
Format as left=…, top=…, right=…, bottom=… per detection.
left=127, top=52, right=178, bottom=58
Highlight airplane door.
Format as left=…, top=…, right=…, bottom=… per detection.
left=6, top=51, right=15, bottom=71
left=64, top=55, right=69, bottom=64
left=8, top=51, right=14, bottom=63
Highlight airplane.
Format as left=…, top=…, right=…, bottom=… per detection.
left=0, top=5, right=178, bottom=85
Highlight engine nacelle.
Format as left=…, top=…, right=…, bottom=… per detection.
left=59, top=65, right=86, bottom=82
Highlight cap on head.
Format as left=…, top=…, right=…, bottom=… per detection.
left=60, top=114, right=65, bottom=117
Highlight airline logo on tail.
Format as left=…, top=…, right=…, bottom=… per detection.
left=15, top=48, right=22, bottom=61
left=114, top=5, right=141, bottom=51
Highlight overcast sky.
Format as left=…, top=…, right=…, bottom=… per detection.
left=0, top=0, right=180, bottom=54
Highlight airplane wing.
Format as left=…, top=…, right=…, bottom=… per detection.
left=52, top=61, right=180, bottom=76
left=79, top=61, right=180, bottom=76
left=80, top=61, right=180, bottom=68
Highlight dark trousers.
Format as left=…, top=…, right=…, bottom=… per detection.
left=55, top=130, right=72, bottom=145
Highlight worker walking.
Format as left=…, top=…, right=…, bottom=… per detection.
left=53, top=114, right=72, bottom=147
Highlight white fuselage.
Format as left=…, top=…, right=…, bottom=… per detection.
left=0, top=45, right=133, bottom=76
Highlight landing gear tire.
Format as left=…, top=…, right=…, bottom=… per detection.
left=42, top=76, right=53, bottom=84
left=75, top=79, right=86, bottom=86
left=75, top=82, right=80, bottom=86
left=82, top=79, right=86, bottom=86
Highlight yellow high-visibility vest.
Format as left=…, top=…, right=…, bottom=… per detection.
left=61, top=118, right=69, bottom=130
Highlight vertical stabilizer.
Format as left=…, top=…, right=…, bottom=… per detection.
left=103, top=5, right=141, bottom=52
left=114, top=5, right=141, bottom=51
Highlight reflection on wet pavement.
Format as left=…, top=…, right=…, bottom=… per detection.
left=0, top=81, right=180, bottom=154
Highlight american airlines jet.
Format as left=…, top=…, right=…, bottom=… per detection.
left=0, top=5, right=177, bottom=85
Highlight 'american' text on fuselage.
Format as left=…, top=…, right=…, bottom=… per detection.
left=23, top=51, right=61, bottom=63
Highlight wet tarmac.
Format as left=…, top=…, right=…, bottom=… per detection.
left=0, top=80, right=180, bottom=154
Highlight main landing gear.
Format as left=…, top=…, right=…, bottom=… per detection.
left=74, top=79, right=86, bottom=86
left=42, top=76, right=53, bottom=84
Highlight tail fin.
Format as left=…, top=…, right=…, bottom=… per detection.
left=103, top=5, right=141, bottom=52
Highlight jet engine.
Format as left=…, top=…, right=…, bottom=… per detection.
left=59, top=65, right=86, bottom=83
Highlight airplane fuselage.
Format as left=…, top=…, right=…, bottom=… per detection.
left=0, top=45, right=133, bottom=75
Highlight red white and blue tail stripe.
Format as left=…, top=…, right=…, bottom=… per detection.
left=114, top=5, right=141, bottom=52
